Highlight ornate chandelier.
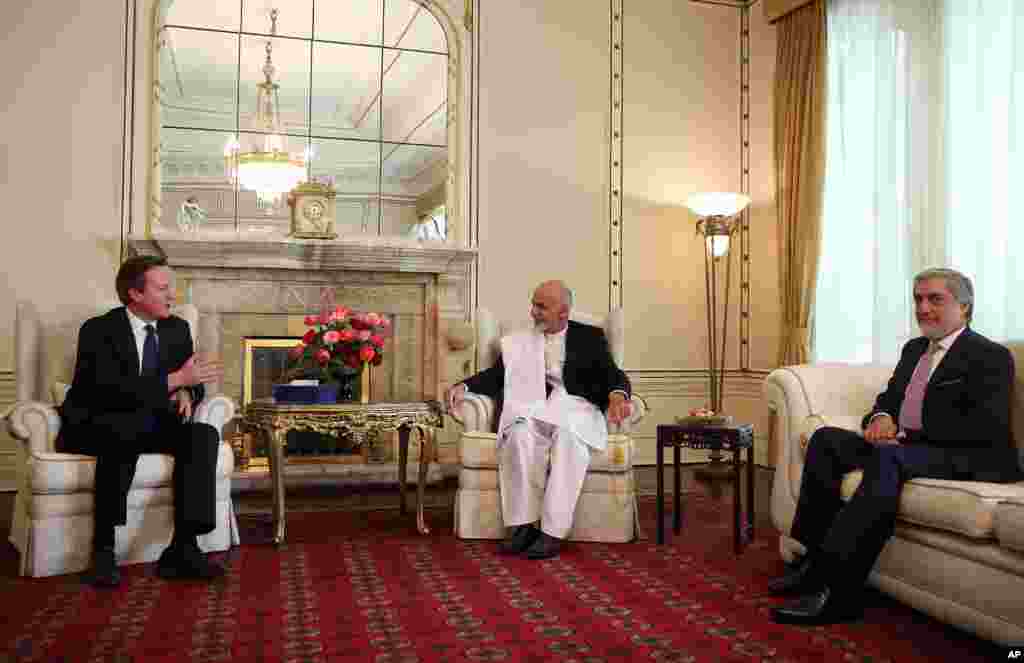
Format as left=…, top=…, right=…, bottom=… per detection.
left=224, top=8, right=305, bottom=213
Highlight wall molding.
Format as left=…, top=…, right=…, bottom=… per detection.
left=0, top=369, right=18, bottom=491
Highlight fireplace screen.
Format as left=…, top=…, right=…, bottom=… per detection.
left=240, top=337, right=373, bottom=464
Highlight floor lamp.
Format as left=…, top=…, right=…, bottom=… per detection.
left=686, top=192, right=751, bottom=480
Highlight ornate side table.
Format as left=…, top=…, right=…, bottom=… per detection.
left=243, top=399, right=444, bottom=543
left=656, top=422, right=755, bottom=553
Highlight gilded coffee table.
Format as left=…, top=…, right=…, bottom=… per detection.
left=243, top=399, right=444, bottom=543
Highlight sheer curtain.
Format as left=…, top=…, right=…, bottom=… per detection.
left=815, top=0, right=1024, bottom=363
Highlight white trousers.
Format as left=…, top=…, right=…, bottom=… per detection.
left=498, top=417, right=592, bottom=539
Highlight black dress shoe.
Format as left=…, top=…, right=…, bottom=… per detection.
left=771, top=586, right=862, bottom=625
left=767, top=555, right=819, bottom=595
left=500, top=524, right=541, bottom=555
left=524, top=532, right=562, bottom=560
left=87, top=547, right=121, bottom=588
left=157, top=542, right=224, bottom=581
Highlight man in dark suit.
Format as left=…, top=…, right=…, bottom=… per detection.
left=57, top=255, right=224, bottom=587
left=446, top=280, right=632, bottom=559
left=770, top=268, right=1023, bottom=624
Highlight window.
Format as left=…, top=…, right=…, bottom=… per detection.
left=156, top=0, right=450, bottom=237
left=815, top=0, right=1024, bottom=363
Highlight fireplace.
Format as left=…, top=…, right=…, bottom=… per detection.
left=129, top=232, right=476, bottom=479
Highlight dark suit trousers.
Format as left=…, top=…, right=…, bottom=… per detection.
left=790, top=426, right=963, bottom=595
left=60, top=412, right=219, bottom=549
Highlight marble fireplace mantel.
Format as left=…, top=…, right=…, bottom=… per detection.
left=129, top=230, right=477, bottom=273
left=125, top=230, right=477, bottom=483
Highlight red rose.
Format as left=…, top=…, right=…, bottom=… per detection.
left=303, top=315, right=318, bottom=326
left=302, top=329, right=317, bottom=344
left=338, top=329, right=355, bottom=342
left=289, top=342, right=306, bottom=360
left=359, top=346, right=376, bottom=363
left=370, top=334, right=384, bottom=347
left=315, top=349, right=330, bottom=365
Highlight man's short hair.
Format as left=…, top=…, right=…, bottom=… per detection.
left=116, top=255, right=168, bottom=305
left=914, top=268, right=974, bottom=322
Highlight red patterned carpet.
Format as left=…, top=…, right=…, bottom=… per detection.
left=0, top=491, right=1007, bottom=662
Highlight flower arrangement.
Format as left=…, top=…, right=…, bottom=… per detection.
left=283, top=306, right=390, bottom=386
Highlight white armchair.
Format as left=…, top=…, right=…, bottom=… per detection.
left=453, top=308, right=647, bottom=542
left=4, top=301, right=240, bottom=577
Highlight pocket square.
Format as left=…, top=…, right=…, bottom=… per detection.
left=933, top=377, right=964, bottom=387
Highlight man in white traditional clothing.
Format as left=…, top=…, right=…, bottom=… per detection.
left=445, top=280, right=633, bottom=559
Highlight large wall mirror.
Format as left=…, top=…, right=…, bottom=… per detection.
left=155, top=0, right=450, bottom=239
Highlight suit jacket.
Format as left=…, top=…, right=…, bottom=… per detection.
left=461, top=320, right=631, bottom=432
left=861, top=327, right=1022, bottom=482
left=58, top=306, right=202, bottom=451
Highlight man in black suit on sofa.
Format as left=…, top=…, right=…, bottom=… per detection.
left=57, top=255, right=224, bottom=587
left=445, top=280, right=632, bottom=559
left=770, top=268, right=1023, bottom=624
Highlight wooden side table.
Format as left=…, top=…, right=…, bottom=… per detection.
left=243, top=399, right=444, bottom=544
left=656, top=422, right=755, bottom=553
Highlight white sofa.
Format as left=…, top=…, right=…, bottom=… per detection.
left=5, top=301, right=239, bottom=577
left=453, top=308, right=647, bottom=543
left=765, top=358, right=1024, bottom=645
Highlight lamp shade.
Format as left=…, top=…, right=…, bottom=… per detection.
left=686, top=192, right=751, bottom=218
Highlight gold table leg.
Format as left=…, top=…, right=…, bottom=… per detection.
left=414, top=424, right=432, bottom=535
left=398, top=426, right=409, bottom=515
left=269, top=427, right=288, bottom=545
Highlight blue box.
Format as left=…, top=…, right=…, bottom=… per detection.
left=272, top=384, right=338, bottom=404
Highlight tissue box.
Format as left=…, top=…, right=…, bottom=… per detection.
left=272, top=384, right=338, bottom=404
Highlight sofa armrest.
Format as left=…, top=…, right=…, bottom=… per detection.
left=193, top=394, right=236, bottom=437
left=455, top=392, right=496, bottom=432
left=4, top=400, right=61, bottom=454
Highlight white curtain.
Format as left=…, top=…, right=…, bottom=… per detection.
left=815, top=0, right=1024, bottom=363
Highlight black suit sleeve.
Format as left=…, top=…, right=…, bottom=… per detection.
left=461, top=355, right=505, bottom=399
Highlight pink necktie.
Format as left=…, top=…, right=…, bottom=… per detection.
left=899, top=342, right=938, bottom=431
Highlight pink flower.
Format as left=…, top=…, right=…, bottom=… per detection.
left=315, top=349, right=331, bottom=365
left=289, top=342, right=306, bottom=360
left=335, top=306, right=350, bottom=319
left=370, top=334, right=384, bottom=347
left=323, top=330, right=341, bottom=344
left=359, top=346, right=376, bottom=363
left=379, top=317, right=391, bottom=329
left=303, top=315, right=318, bottom=326
left=357, top=329, right=371, bottom=341
left=364, top=312, right=381, bottom=326
left=338, top=329, right=355, bottom=342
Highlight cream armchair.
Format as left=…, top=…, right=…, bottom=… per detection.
left=5, top=301, right=240, bottom=577
left=453, top=308, right=647, bottom=542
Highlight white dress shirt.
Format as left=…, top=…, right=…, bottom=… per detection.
left=125, top=308, right=158, bottom=375
left=544, top=327, right=567, bottom=388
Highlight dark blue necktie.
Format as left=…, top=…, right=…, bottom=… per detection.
left=142, top=324, right=159, bottom=377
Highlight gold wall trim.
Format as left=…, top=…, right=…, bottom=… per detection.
left=609, top=0, right=624, bottom=310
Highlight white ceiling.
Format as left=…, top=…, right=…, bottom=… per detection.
left=159, top=0, right=449, bottom=192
